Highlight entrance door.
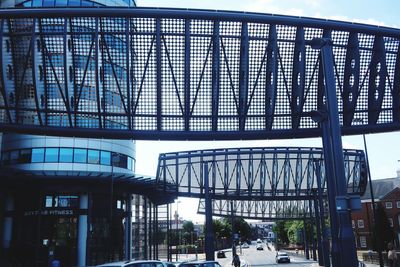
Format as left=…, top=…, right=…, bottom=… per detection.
left=40, top=216, right=78, bottom=267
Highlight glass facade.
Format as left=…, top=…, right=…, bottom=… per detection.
left=1, top=147, right=135, bottom=171
left=14, top=0, right=136, bottom=7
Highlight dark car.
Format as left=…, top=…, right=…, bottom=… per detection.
left=275, top=252, right=290, bottom=263
left=217, top=250, right=226, bottom=258
left=178, top=261, right=222, bottom=267
left=97, top=260, right=166, bottom=267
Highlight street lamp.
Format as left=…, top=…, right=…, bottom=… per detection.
left=175, top=200, right=181, bottom=261
left=354, top=118, right=382, bottom=266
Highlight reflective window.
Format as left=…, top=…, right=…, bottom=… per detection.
left=10, top=150, right=19, bottom=164
left=45, top=196, right=53, bottom=208
left=128, top=157, right=132, bottom=170
left=19, top=149, right=32, bottom=163
left=74, top=148, right=87, bottom=163
left=31, top=148, right=45, bottom=163
left=2, top=152, right=10, bottom=165
left=56, top=0, right=68, bottom=6
left=59, top=148, right=73, bottom=162
left=88, top=149, right=100, bottom=164
left=45, top=148, right=59, bottom=162
left=100, top=151, right=111, bottom=165
left=56, top=195, right=78, bottom=207
left=43, top=0, right=55, bottom=6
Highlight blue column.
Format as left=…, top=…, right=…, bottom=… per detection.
left=315, top=38, right=358, bottom=267
left=204, top=162, right=215, bottom=260
left=313, top=194, right=324, bottom=266
left=2, top=194, right=13, bottom=250
left=77, top=194, right=88, bottom=267
left=315, top=160, right=331, bottom=267
left=125, top=195, right=132, bottom=261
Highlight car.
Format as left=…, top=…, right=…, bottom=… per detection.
left=177, top=260, right=222, bottom=267
left=241, top=243, right=249, bottom=249
left=217, top=250, right=226, bottom=258
left=256, top=244, right=264, bottom=250
left=96, top=260, right=166, bottom=267
left=275, top=252, right=290, bottom=263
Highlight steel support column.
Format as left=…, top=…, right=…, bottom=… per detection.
left=314, top=38, right=358, bottom=267
left=315, top=159, right=330, bottom=267
left=303, top=221, right=309, bottom=260
left=204, top=162, right=215, bottom=260
left=313, top=194, right=324, bottom=266
left=125, top=195, right=132, bottom=261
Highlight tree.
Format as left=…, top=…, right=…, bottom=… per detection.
left=273, top=221, right=289, bottom=244
left=182, top=221, right=196, bottom=244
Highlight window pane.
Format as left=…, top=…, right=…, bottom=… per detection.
left=20, top=149, right=32, bottom=163
left=10, top=150, right=19, bottom=164
left=32, top=148, right=45, bottom=163
left=128, top=157, right=132, bottom=170
left=59, top=148, right=73, bottom=163
left=2, top=151, right=10, bottom=165
left=45, top=196, right=53, bottom=207
left=45, top=148, right=59, bottom=162
left=74, top=149, right=87, bottom=163
left=119, top=154, right=128, bottom=168
left=112, top=152, right=120, bottom=167
left=88, top=149, right=100, bottom=164
left=100, top=151, right=111, bottom=165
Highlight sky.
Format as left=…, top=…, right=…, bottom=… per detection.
left=134, top=0, right=400, bottom=223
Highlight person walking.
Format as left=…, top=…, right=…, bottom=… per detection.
left=388, top=243, right=397, bottom=267
left=232, top=253, right=241, bottom=267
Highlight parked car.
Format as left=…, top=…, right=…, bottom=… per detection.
left=97, top=260, right=166, bottom=267
left=241, top=243, right=249, bottom=249
left=217, top=250, right=226, bottom=258
left=275, top=252, right=290, bottom=263
left=256, top=244, right=264, bottom=250
left=177, top=260, right=222, bottom=267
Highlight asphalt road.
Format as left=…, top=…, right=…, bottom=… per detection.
left=217, top=242, right=318, bottom=267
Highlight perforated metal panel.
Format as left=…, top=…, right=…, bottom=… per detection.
left=0, top=8, right=399, bottom=139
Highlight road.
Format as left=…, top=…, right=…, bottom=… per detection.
left=216, top=242, right=318, bottom=267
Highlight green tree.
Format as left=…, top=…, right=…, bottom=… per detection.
left=273, top=221, right=289, bottom=244
left=182, top=221, right=196, bottom=244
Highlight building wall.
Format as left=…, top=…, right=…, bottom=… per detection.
left=351, top=187, right=400, bottom=250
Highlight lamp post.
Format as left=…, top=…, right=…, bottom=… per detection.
left=353, top=118, right=382, bottom=266
left=175, top=200, right=181, bottom=261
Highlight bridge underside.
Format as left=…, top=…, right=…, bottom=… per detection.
left=0, top=8, right=399, bottom=140
left=156, top=147, right=367, bottom=200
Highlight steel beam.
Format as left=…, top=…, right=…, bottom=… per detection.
left=211, top=20, right=220, bottom=132
left=316, top=37, right=358, bottom=267
left=204, top=162, right=215, bottom=261
left=343, top=32, right=360, bottom=126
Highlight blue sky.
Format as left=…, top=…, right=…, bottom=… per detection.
left=134, top=0, right=400, bottom=222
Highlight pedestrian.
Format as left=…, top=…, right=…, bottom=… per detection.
left=388, top=243, right=397, bottom=267
left=367, top=249, right=373, bottom=262
left=232, top=253, right=241, bottom=267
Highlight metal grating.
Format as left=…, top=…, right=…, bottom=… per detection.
left=0, top=8, right=399, bottom=139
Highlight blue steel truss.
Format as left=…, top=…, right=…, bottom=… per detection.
left=0, top=8, right=399, bottom=140
left=197, top=199, right=316, bottom=220
left=156, top=147, right=367, bottom=199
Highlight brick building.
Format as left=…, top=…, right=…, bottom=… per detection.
left=351, top=175, right=400, bottom=249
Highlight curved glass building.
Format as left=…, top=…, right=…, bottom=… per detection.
left=0, top=1, right=172, bottom=266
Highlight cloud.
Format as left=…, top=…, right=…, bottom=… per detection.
left=242, top=0, right=306, bottom=16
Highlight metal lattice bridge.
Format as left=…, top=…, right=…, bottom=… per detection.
left=0, top=8, right=399, bottom=139
left=156, top=146, right=367, bottom=219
